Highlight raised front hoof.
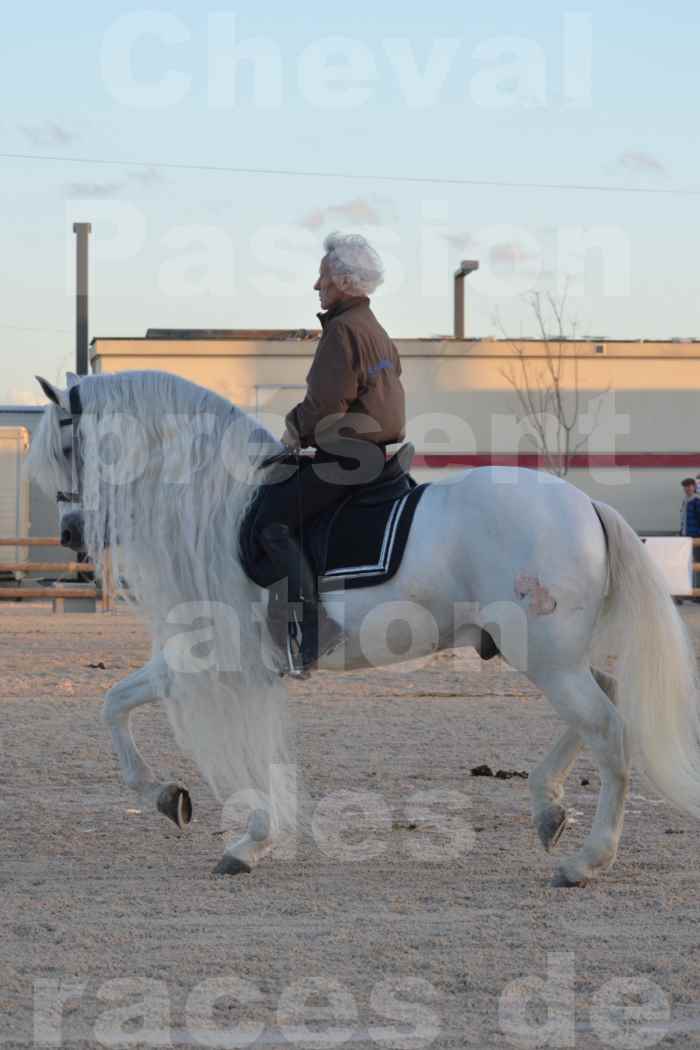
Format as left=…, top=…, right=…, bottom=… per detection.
left=551, top=866, right=588, bottom=889
left=536, top=804, right=568, bottom=853
left=212, top=855, right=252, bottom=877
left=156, top=784, right=192, bottom=829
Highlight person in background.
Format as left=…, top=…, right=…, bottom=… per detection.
left=680, top=478, right=700, bottom=537
left=680, top=478, right=700, bottom=602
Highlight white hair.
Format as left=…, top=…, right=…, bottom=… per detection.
left=26, top=400, right=67, bottom=497
left=28, top=372, right=297, bottom=833
left=323, top=232, right=384, bottom=296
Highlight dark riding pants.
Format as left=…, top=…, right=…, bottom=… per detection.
left=253, top=447, right=385, bottom=541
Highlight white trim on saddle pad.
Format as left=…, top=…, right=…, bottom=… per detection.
left=321, top=493, right=411, bottom=581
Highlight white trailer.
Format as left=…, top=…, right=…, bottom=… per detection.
left=0, top=426, right=30, bottom=569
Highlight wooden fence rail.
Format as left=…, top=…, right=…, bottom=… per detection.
left=0, top=562, right=95, bottom=574
left=0, top=538, right=113, bottom=612
left=0, top=537, right=61, bottom=546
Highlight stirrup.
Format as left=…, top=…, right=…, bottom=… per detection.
left=282, top=611, right=346, bottom=679
left=284, top=610, right=308, bottom=679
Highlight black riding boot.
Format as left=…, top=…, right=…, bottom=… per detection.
left=260, top=523, right=345, bottom=675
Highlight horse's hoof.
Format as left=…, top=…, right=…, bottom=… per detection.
left=212, top=855, right=252, bottom=876
left=536, top=804, right=568, bottom=852
left=156, top=784, right=192, bottom=829
left=479, top=630, right=500, bottom=661
left=551, top=866, right=588, bottom=889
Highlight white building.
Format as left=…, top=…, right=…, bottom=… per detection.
left=89, top=330, right=700, bottom=535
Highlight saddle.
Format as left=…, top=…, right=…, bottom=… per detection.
left=239, top=443, right=429, bottom=592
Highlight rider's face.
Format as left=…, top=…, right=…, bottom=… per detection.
left=314, top=257, right=343, bottom=311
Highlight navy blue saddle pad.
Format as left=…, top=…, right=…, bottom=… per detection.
left=314, top=475, right=428, bottom=593
left=239, top=447, right=429, bottom=592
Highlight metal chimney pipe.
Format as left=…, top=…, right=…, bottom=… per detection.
left=73, top=222, right=92, bottom=375
left=454, top=259, right=479, bottom=339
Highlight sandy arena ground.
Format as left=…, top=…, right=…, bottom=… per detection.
left=1, top=603, right=699, bottom=1048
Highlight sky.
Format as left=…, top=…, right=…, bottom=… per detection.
left=2, top=0, right=699, bottom=402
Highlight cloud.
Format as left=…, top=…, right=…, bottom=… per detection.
left=126, top=167, right=167, bottom=188
left=442, top=231, right=477, bottom=249
left=615, top=149, right=667, bottom=177
left=300, top=197, right=395, bottom=231
left=489, top=241, right=537, bottom=266
left=64, top=181, right=125, bottom=198
left=295, top=134, right=323, bottom=150
left=444, top=232, right=537, bottom=270
left=19, top=121, right=75, bottom=147
left=64, top=168, right=169, bottom=198
left=203, top=200, right=231, bottom=216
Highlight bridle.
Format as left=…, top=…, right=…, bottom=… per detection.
left=56, top=385, right=83, bottom=506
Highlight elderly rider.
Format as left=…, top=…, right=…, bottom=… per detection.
left=255, top=232, right=406, bottom=674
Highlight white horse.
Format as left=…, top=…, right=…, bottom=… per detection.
left=28, top=370, right=700, bottom=886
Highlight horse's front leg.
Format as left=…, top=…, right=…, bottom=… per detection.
left=103, top=657, right=192, bottom=829
left=213, top=809, right=275, bottom=876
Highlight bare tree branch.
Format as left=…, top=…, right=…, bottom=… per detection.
left=498, top=291, right=591, bottom=477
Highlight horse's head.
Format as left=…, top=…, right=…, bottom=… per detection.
left=29, top=368, right=278, bottom=571
left=30, top=374, right=86, bottom=551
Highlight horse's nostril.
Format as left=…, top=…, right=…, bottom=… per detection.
left=61, top=529, right=72, bottom=547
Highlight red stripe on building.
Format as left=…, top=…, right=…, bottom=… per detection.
left=413, top=453, right=700, bottom=469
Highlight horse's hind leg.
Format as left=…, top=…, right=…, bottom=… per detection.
left=534, top=667, right=630, bottom=886
left=530, top=670, right=617, bottom=852
left=529, top=728, right=582, bottom=852
left=103, top=657, right=192, bottom=829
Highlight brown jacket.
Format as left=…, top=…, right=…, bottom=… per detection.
left=286, top=297, right=406, bottom=449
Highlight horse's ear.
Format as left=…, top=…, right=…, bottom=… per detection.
left=65, top=372, right=80, bottom=389
left=35, top=376, right=69, bottom=411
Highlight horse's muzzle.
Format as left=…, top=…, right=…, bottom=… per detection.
left=60, top=510, right=85, bottom=552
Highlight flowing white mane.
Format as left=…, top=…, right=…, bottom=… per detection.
left=30, top=371, right=294, bottom=827
left=26, top=399, right=70, bottom=498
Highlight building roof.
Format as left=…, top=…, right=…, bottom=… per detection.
left=143, top=328, right=321, bottom=341
left=90, top=333, right=700, bottom=360
left=0, top=405, right=44, bottom=413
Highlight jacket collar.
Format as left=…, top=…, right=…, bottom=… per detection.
left=317, top=296, right=369, bottom=329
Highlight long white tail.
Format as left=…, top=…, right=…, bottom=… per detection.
left=593, top=501, right=700, bottom=816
